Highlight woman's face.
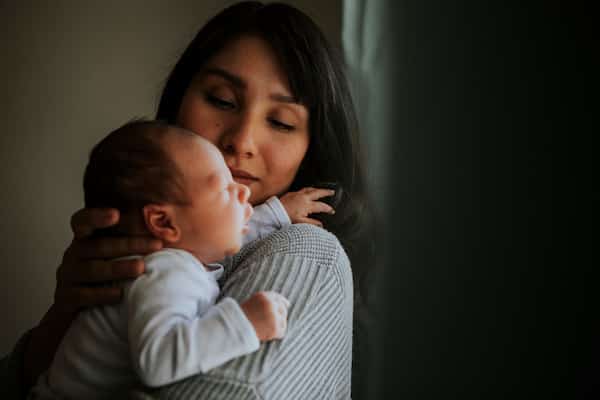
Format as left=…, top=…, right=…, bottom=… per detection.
left=176, top=35, right=310, bottom=205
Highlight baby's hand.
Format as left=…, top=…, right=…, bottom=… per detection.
left=241, top=291, right=290, bottom=342
left=280, top=187, right=336, bottom=227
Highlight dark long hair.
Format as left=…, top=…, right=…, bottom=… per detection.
left=156, top=1, right=375, bottom=305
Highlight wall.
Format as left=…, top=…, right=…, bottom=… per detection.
left=0, top=0, right=341, bottom=356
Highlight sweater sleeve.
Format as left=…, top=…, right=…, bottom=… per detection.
left=0, top=330, right=32, bottom=399
left=126, top=250, right=259, bottom=388
left=138, top=224, right=354, bottom=400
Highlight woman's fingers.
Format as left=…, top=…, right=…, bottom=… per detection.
left=58, top=207, right=161, bottom=311
left=58, top=258, right=144, bottom=284
left=75, top=236, right=162, bottom=260
left=70, top=208, right=120, bottom=239
left=55, top=285, right=123, bottom=312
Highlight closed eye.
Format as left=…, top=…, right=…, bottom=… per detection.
left=269, top=118, right=295, bottom=132
left=206, top=94, right=235, bottom=110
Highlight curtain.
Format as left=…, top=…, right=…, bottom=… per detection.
left=341, top=2, right=399, bottom=399
left=342, top=0, right=396, bottom=212
left=341, top=0, right=592, bottom=398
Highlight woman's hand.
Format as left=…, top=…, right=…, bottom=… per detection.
left=24, top=207, right=162, bottom=388
left=280, top=187, right=335, bottom=227
left=54, top=208, right=162, bottom=315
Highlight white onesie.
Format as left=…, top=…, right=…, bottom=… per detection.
left=30, top=197, right=290, bottom=399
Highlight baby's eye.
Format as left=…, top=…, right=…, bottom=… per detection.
left=206, top=94, right=235, bottom=110
left=269, top=118, right=295, bottom=132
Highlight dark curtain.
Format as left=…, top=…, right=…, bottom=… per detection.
left=343, top=1, right=595, bottom=398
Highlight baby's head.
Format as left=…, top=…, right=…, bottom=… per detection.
left=84, top=120, right=253, bottom=263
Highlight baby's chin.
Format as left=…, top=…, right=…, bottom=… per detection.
left=223, top=242, right=242, bottom=257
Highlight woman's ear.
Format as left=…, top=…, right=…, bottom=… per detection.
left=142, top=204, right=181, bottom=243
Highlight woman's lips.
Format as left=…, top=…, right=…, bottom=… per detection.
left=229, top=167, right=258, bottom=184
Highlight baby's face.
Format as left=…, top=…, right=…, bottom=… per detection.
left=166, top=132, right=253, bottom=263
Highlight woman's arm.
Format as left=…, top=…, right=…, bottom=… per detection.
left=21, top=208, right=161, bottom=389
left=23, top=306, right=77, bottom=388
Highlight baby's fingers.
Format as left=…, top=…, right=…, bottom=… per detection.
left=263, top=292, right=290, bottom=308
left=272, top=304, right=288, bottom=339
left=274, top=316, right=287, bottom=339
left=275, top=298, right=290, bottom=317
left=263, top=291, right=289, bottom=317
left=296, top=217, right=324, bottom=227
left=279, top=296, right=290, bottom=309
left=309, top=201, right=335, bottom=215
left=304, top=188, right=336, bottom=201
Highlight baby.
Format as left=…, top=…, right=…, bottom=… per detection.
left=31, top=120, right=293, bottom=399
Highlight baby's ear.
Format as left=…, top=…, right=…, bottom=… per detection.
left=143, top=204, right=181, bottom=243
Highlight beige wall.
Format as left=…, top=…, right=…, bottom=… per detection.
left=0, top=0, right=341, bottom=355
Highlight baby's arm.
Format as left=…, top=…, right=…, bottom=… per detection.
left=245, top=188, right=336, bottom=245
left=243, top=196, right=291, bottom=244
left=126, top=250, right=288, bottom=387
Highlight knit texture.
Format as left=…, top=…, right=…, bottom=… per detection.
left=130, top=223, right=354, bottom=399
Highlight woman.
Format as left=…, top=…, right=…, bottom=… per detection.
left=3, top=2, right=373, bottom=398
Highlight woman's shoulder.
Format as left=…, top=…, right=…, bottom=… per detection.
left=223, top=224, right=353, bottom=300
left=240, top=223, right=347, bottom=265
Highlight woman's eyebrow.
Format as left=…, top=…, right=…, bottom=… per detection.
left=200, top=67, right=301, bottom=105
left=271, top=93, right=299, bottom=104
left=200, top=67, right=245, bottom=89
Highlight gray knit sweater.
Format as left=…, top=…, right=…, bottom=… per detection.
left=1, top=224, right=353, bottom=399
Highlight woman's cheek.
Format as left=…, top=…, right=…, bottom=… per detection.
left=178, top=96, right=213, bottom=137
left=181, top=118, right=216, bottom=145
left=278, top=148, right=307, bottom=186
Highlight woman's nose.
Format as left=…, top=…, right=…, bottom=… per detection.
left=220, top=114, right=259, bottom=158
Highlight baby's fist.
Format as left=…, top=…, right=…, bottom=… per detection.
left=241, top=291, right=290, bottom=342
